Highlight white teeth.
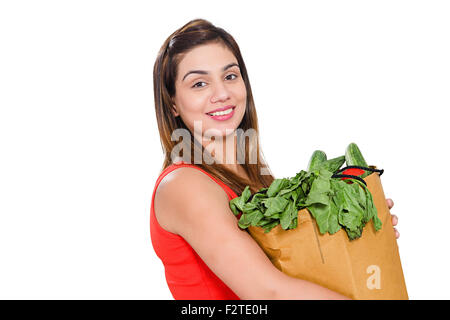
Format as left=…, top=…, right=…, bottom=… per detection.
left=208, top=108, right=233, bottom=116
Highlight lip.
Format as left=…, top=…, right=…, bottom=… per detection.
left=206, top=105, right=235, bottom=114
left=206, top=106, right=236, bottom=121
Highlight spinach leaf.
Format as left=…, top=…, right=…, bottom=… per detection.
left=230, top=153, right=383, bottom=240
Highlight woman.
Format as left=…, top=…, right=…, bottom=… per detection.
left=150, top=18, right=399, bottom=300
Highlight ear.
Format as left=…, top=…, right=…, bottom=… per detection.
left=170, top=98, right=179, bottom=117
left=171, top=104, right=179, bottom=117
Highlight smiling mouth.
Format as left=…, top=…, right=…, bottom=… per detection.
left=206, top=106, right=236, bottom=116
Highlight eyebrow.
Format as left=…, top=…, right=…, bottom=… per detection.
left=182, top=62, right=240, bottom=82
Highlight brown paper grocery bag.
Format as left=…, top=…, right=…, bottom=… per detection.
left=248, top=167, right=408, bottom=300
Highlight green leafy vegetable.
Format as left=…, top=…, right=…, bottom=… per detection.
left=230, top=147, right=383, bottom=240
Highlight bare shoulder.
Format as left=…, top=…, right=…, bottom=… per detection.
left=154, top=166, right=231, bottom=234
left=154, top=168, right=291, bottom=299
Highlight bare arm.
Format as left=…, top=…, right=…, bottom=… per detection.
left=154, top=167, right=350, bottom=300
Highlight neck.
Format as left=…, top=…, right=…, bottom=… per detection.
left=199, top=131, right=243, bottom=176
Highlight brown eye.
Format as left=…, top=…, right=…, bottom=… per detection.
left=226, top=74, right=238, bottom=80
left=192, top=81, right=206, bottom=88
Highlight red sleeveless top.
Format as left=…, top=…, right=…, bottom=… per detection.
left=149, top=162, right=241, bottom=300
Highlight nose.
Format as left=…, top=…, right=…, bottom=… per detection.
left=210, top=81, right=230, bottom=103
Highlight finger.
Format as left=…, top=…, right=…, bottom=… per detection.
left=394, top=227, right=400, bottom=239
left=386, top=198, right=394, bottom=209
left=391, top=214, right=398, bottom=226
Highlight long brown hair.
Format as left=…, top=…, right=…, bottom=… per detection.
left=153, top=18, right=274, bottom=195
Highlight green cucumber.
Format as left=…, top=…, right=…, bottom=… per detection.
left=345, top=143, right=370, bottom=178
left=345, top=143, right=368, bottom=167
left=307, top=150, right=327, bottom=172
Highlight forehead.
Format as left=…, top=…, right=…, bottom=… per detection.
left=177, top=42, right=237, bottom=73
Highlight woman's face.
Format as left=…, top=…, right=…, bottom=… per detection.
left=171, top=42, right=247, bottom=139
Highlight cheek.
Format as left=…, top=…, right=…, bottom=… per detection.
left=234, top=84, right=247, bottom=115
left=177, top=95, right=208, bottom=124
left=177, top=96, right=209, bottom=131
left=234, top=82, right=247, bottom=100
left=180, top=94, right=205, bottom=113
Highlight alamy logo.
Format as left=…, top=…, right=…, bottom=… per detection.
left=169, top=120, right=272, bottom=175
left=366, top=265, right=381, bottom=290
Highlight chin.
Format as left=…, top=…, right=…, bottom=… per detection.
left=202, top=126, right=237, bottom=139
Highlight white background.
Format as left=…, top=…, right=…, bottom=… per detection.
left=0, top=0, right=449, bottom=299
